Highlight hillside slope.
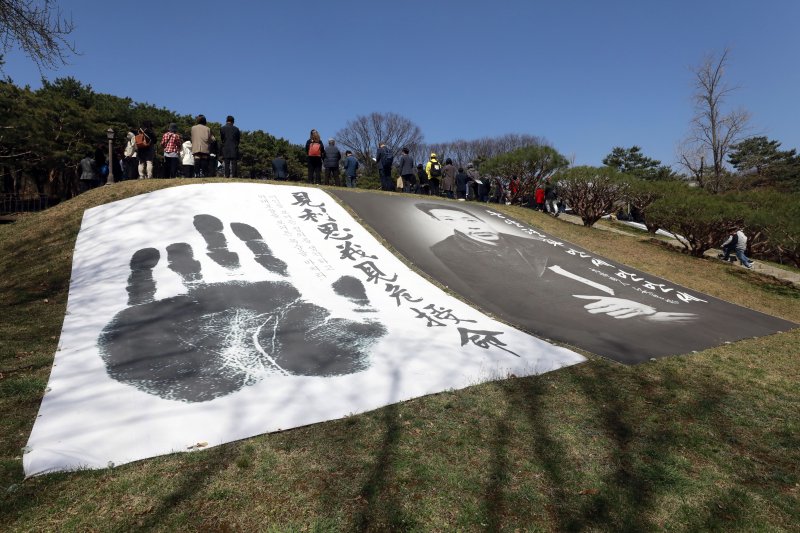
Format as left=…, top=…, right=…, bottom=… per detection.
left=1, top=179, right=798, bottom=532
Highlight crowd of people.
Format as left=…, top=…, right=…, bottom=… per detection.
left=80, top=120, right=561, bottom=215
left=79, top=115, right=242, bottom=191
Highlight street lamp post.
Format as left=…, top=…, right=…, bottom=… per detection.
left=106, top=128, right=115, bottom=185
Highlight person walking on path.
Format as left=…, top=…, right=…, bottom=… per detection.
left=343, top=150, right=359, bottom=188
left=161, top=123, right=182, bottom=179
left=305, top=129, right=325, bottom=185
left=323, top=138, right=342, bottom=186
left=136, top=120, right=157, bottom=179
left=191, top=115, right=214, bottom=177
left=376, top=142, right=394, bottom=191
left=220, top=115, right=241, bottom=178
left=722, top=228, right=754, bottom=269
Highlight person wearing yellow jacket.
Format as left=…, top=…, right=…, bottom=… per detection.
left=425, top=153, right=442, bottom=197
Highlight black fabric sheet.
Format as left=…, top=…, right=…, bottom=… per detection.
left=333, top=190, right=796, bottom=364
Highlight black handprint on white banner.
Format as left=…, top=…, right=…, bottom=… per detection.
left=98, top=215, right=387, bottom=403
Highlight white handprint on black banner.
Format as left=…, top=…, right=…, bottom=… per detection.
left=98, top=215, right=387, bottom=403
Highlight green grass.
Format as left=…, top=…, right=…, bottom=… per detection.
left=1, top=179, right=799, bottom=532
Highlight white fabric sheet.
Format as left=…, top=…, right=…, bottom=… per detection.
left=24, top=183, right=585, bottom=476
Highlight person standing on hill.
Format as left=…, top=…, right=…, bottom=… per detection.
left=305, top=129, right=325, bottom=185
left=455, top=167, right=469, bottom=200
left=79, top=152, right=98, bottom=193
left=161, top=123, right=182, bottom=179
left=122, top=131, right=138, bottom=181
left=417, top=163, right=430, bottom=195
left=323, top=138, right=342, bottom=186
left=535, top=182, right=546, bottom=211
left=397, top=147, right=417, bottom=193
left=440, top=156, right=455, bottom=199
left=544, top=177, right=558, bottom=216
left=376, top=142, right=394, bottom=191
left=136, top=120, right=157, bottom=179
left=343, top=150, right=359, bottom=188
left=466, top=163, right=483, bottom=201
left=272, top=153, right=289, bottom=180
left=191, top=115, right=214, bottom=178
left=180, top=137, right=194, bottom=177
left=220, top=115, right=241, bottom=178
left=427, top=153, right=443, bottom=197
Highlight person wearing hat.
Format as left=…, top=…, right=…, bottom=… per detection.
left=161, top=123, right=182, bottom=179
left=426, top=153, right=442, bottom=196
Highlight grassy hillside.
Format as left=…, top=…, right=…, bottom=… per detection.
left=1, top=179, right=798, bottom=532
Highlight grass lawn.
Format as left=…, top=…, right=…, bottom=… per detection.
left=1, top=179, right=798, bottom=532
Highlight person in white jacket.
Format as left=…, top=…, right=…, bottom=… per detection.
left=180, top=139, right=195, bottom=178
left=722, top=228, right=753, bottom=269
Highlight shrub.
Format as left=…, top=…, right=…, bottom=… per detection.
left=647, top=189, right=748, bottom=257
left=622, top=178, right=690, bottom=233
left=556, top=166, right=628, bottom=227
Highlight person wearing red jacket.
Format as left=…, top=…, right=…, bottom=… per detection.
left=535, top=184, right=545, bottom=211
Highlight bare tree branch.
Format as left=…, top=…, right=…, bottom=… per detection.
left=335, top=112, right=423, bottom=174
left=678, top=48, right=750, bottom=191
left=0, top=0, right=76, bottom=71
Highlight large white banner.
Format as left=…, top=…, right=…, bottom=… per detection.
left=24, top=183, right=585, bottom=476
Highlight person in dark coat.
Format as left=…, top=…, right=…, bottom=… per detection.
left=271, top=153, right=289, bottom=180
left=544, top=177, right=558, bottom=216
left=455, top=167, right=468, bottom=200
left=79, top=152, right=98, bottom=193
left=376, top=142, right=394, bottom=191
left=323, top=138, right=342, bottom=186
left=397, top=147, right=417, bottom=193
left=417, top=163, right=430, bottom=195
left=343, top=150, right=359, bottom=188
left=220, top=115, right=241, bottom=178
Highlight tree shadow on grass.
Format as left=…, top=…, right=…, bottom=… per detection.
left=497, top=359, right=737, bottom=532
left=114, top=446, right=234, bottom=533
left=349, top=403, right=411, bottom=532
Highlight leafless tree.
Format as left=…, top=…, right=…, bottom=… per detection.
left=335, top=112, right=423, bottom=175
left=421, top=133, right=546, bottom=168
left=679, top=49, right=749, bottom=192
left=0, top=0, right=76, bottom=71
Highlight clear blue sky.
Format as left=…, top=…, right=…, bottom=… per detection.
left=3, top=0, right=799, bottom=167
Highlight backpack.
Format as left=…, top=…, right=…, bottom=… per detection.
left=382, top=152, right=394, bottom=170
left=429, top=161, right=442, bottom=178
left=308, top=142, right=321, bottom=157
left=123, top=137, right=136, bottom=157
left=134, top=129, right=151, bottom=150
